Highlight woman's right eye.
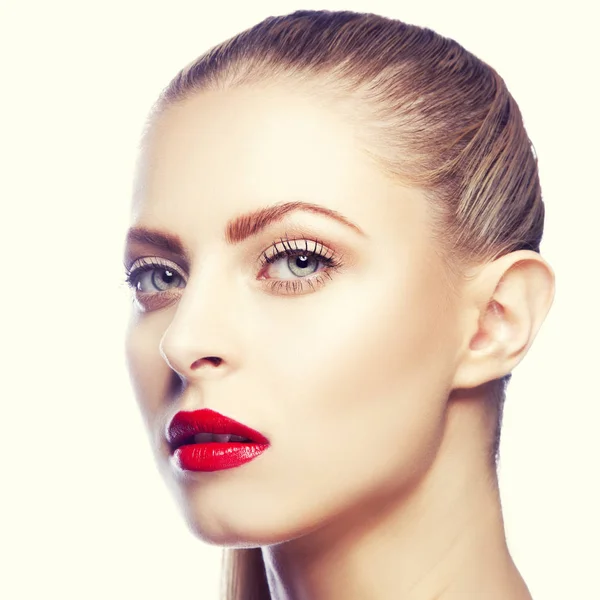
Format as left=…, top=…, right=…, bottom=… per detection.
left=124, top=258, right=187, bottom=294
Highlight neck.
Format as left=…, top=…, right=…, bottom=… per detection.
left=261, top=393, right=532, bottom=600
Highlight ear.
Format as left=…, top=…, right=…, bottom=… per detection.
left=451, top=250, right=555, bottom=390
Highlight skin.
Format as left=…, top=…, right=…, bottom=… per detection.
left=124, top=83, right=555, bottom=599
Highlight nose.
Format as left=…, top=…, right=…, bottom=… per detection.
left=161, top=346, right=228, bottom=380
left=159, top=273, right=239, bottom=382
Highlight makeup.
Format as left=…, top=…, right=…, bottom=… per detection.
left=166, top=409, right=270, bottom=472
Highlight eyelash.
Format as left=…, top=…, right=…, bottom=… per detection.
left=123, top=235, right=344, bottom=301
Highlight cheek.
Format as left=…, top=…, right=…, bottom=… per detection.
left=124, top=313, right=171, bottom=431
left=257, top=255, right=456, bottom=425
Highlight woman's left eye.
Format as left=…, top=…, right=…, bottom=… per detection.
left=257, top=237, right=344, bottom=295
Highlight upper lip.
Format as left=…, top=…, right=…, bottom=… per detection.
left=166, top=408, right=269, bottom=450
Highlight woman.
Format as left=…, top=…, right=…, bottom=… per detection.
left=123, top=9, right=554, bottom=599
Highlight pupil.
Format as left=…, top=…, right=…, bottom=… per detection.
left=296, top=256, right=309, bottom=268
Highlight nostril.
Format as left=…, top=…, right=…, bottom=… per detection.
left=191, top=356, right=223, bottom=369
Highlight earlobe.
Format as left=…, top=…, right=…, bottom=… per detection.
left=451, top=250, right=555, bottom=390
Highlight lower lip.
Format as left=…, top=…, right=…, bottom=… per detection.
left=172, top=442, right=269, bottom=472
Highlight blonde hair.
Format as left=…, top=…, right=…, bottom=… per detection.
left=147, top=10, right=545, bottom=599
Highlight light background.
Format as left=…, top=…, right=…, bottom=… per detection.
left=1, top=0, right=598, bottom=598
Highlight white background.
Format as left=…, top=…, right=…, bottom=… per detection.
left=1, top=1, right=598, bottom=598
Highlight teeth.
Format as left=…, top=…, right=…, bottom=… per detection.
left=191, top=433, right=251, bottom=443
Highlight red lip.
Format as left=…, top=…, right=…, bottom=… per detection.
left=166, top=409, right=270, bottom=472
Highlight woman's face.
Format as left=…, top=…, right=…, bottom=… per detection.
left=124, top=83, right=464, bottom=545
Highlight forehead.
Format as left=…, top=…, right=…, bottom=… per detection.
left=132, top=83, right=428, bottom=246
left=135, top=84, right=358, bottom=202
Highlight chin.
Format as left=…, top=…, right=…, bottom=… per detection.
left=178, top=502, right=313, bottom=548
left=164, top=475, right=337, bottom=548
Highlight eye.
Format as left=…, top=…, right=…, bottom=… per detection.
left=124, top=257, right=186, bottom=294
left=264, top=251, right=321, bottom=278
left=257, top=237, right=344, bottom=295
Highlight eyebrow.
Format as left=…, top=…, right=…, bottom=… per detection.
left=125, top=200, right=366, bottom=261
